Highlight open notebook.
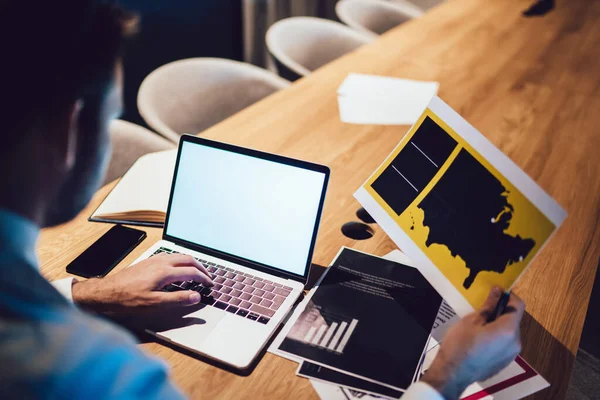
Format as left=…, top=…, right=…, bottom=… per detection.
left=89, top=150, right=177, bottom=227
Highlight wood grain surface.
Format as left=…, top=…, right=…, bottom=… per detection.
left=38, top=0, right=600, bottom=398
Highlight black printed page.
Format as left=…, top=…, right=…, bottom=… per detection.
left=278, top=248, right=441, bottom=390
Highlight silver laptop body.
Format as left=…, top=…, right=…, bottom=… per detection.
left=128, top=135, right=329, bottom=369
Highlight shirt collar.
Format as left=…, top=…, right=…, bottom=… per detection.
left=0, top=208, right=40, bottom=268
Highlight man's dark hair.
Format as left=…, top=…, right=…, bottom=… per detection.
left=1, top=1, right=138, bottom=147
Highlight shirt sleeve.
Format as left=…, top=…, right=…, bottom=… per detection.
left=402, top=382, right=445, bottom=400
left=0, top=304, right=186, bottom=400
left=51, top=277, right=76, bottom=302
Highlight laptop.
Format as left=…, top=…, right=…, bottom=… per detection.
left=127, top=134, right=330, bottom=369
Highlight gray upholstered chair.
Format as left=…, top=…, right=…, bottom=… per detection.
left=336, top=0, right=423, bottom=39
left=266, top=17, right=373, bottom=81
left=137, top=58, right=290, bottom=142
left=104, top=119, right=175, bottom=185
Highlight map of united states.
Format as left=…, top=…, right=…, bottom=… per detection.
left=371, top=116, right=536, bottom=289
left=417, top=150, right=536, bottom=289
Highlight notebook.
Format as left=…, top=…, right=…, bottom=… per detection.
left=89, top=150, right=176, bottom=227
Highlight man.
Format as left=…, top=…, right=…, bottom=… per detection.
left=0, top=1, right=524, bottom=399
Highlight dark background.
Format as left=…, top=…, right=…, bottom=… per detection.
left=118, top=1, right=243, bottom=126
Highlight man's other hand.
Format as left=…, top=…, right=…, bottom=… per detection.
left=422, top=287, right=525, bottom=400
left=71, top=254, right=214, bottom=312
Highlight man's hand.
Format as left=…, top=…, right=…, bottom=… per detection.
left=71, top=254, right=214, bottom=313
left=422, top=287, right=525, bottom=400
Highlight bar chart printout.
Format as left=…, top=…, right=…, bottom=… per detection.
left=277, top=248, right=441, bottom=391
left=286, top=305, right=358, bottom=354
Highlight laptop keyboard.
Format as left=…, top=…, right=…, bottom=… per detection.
left=151, top=247, right=293, bottom=324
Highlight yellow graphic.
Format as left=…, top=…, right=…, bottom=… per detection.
left=364, top=109, right=556, bottom=309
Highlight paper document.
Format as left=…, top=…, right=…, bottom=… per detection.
left=271, top=249, right=549, bottom=399
left=355, top=96, right=567, bottom=316
left=310, top=250, right=549, bottom=400
left=297, top=335, right=429, bottom=399
left=298, top=363, right=404, bottom=399
left=268, top=249, right=419, bottom=358
left=337, top=73, right=439, bottom=125
left=311, top=301, right=549, bottom=400
left=310, top=380, right=376, bottom=400
left=275, top=247, right=441, bottom=391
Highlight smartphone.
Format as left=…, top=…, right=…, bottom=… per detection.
left=66, top=225, right=147, bottom=278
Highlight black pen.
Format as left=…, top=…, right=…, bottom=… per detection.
left=486, top=291, right=511, bottom=323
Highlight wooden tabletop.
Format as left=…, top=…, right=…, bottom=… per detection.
left=38, top=0, right=600, bottom=398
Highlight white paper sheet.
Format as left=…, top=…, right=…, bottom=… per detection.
left=337, top=73, right=439, bottom=125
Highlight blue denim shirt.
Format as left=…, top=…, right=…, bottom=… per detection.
left=0, top=209, right=185, bottom=399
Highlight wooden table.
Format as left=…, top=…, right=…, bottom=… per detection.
left=38, top=0, right=600, bottom=398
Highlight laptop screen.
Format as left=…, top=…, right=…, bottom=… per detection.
left=165, top=138, right=328, bottom=278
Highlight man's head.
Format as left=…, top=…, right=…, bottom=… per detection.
left=0, top=1, right=137, bottom=226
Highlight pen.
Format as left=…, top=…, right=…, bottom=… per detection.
left=486, top=291, right=511, bottom=323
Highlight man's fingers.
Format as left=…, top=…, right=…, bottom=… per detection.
left=505, top=292, right=525, bottom=319
left=153, top=291, right=201, bottom=307
left=162, top=266, right=214, bottom=287
left=491, top=293, right=525, bottom=330
left=163, top=254, right=213, bottom=281
left=478, top=286, right=504, bottom=320
left=484, top=294, right=525, bottom=343
left=163, top=254, right=203, bottom=267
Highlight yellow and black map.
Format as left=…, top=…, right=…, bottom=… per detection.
left=363, top=109, right=556, bottom=309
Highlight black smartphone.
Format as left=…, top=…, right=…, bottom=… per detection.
left=66, top=225, right=147, bottom=278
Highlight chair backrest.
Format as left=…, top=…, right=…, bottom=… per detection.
left=105, top=119, right=175, bottom=185
left=387, top=0, right=426, bottom=15
left=266, top=17, right=373, bottom=81
left=137, top=58, right=290, bottom=141
left=391, top=0, right=443, bottom=11
left=336, top=0, right=422, bottom=38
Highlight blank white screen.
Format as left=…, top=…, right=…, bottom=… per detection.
left=166, top=141, right=326, bottom=276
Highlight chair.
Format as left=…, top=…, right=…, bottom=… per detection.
left=266, top=17, right=373, bottom=81
left=336, top=0, right=422, bottom=39
left=137, top=58, right=290, bottom=142
left=104, top=120, right=175, bottom=185
left=391, top=0, right=444, bottom=11
left=387, top=0, right=426, bottom=14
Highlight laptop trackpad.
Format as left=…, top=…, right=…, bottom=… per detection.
left=142, top=304, right=227, bottom=345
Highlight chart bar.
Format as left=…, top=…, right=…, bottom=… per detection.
left=319, top=322, right=339, bottom=348
left=303, top=326, right=317, bottom=343
left=336, top=319, right=359, bottom=353
left=327, top=321, right=348, bottom=351
left=311, top=325, right=328, bottom=345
